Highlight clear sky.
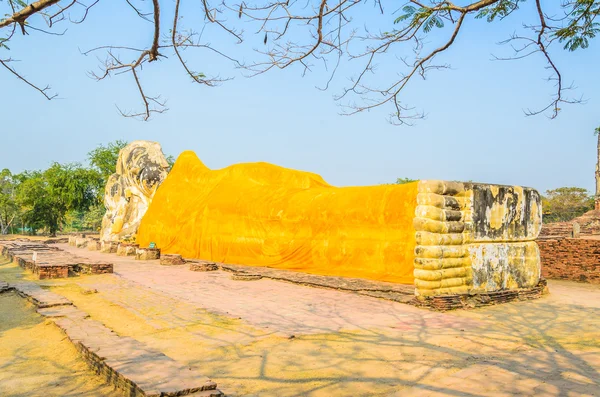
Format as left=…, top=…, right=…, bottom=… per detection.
left=1, top=1, right=598, bottom=194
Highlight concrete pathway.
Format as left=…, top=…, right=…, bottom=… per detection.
left=57, top=244, right=480, bottom=336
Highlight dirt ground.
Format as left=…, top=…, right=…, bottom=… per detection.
left=1, top=248, right=599, bottom=396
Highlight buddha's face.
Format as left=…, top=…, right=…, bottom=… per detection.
left=117, top=142, right=170, bottom=198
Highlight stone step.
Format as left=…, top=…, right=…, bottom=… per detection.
left=37, top=304, right=222, bottom=397
left=11, top=282, right=72, bottom=308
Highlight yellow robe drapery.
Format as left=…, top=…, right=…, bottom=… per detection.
left=137, top=151, right=418, bottom=284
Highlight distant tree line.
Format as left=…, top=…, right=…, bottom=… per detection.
left=542, top=187, right=594, bottom=224
left=0, top=140, right=129, bottom=236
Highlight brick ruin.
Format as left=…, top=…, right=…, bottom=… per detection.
left=538, top=238, right=600, bottom=283
left=538, top=210, right=600, bottom=284
left=539, top=209, right=600, bottom=238
left=0, top=240, right=113, bottom=279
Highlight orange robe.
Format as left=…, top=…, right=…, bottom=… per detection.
left=137, top=151, right=418, bottom=284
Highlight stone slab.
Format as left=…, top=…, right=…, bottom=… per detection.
left=219, top=263, right=415, bottom=302
left=11, top=281, right=72, bottom=308
left=43, top=311, right=222, bottom=397
left=161, top=254, right=186, bottom=266
left=7, top=279, right=224, bottom=397
left=0, top=282, right=222, bottom=397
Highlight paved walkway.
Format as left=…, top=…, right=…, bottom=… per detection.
left=3, top=244, right=599, bottom=396
left=57, top=244, right=480, bottom=336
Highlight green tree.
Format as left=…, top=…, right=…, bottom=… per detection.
left=0, top=169, right=20, bottom=234
left=542, top=187, right=594, bottom=223
left=0, top=0, right=596, bottom=123
left=17, top=163, right=102, bottom=236
left=88, top=140, right=128, bottom=181
left=395, top=177, right=418, bottom=185
left=82, top=204, right=105, bottom=232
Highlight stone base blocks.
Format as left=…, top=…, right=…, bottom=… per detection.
left=413, top=181, right=543, bottom=301
left=135, top=247, right=160, bottom=260
left=68, top=233, right=90, bottom=247
left=0, top=240, right=113, bottom=279
left=101, top=240, right=119, bottom=253
left=5, top=280, right=223, bottom=397
left=117, top=243, right=139, bottom=257
left=160, top=254, right=186, bottom=266
left=189, top=260, right=219, bottom=272
left=414, top=279, right=547, bottom=310
left=87, top=238, right=102, bottom=251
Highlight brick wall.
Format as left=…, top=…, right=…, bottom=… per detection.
left=538, top=238, right=600, bottom=283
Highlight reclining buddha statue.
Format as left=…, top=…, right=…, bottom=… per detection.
left=132, top=148, right=543, bottom=297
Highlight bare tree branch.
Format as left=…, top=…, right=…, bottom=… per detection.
left=0, top=58, right=57, bottom=100
left=0, top=0, right=594, bottom=123
left=0, top=0, right=60, bottom=29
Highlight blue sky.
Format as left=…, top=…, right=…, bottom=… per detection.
left=1, top=1, right=598, bottom=194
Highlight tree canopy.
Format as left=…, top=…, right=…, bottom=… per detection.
left=395, top=177, right=418, bottom=184
left=542, top=186, right=594, bottom=223
left=88, top=140, right=128, bottom=182
left=0, top=0, right=596, bottom=124
left=0, top=168, right=19, bottom=234
left=16, top=163, right=102, bottom=236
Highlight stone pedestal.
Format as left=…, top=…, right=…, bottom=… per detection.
left=100, top=241, right=118, bottom=253
left=117, top=243, right=139, bottom=256
left=75, top=237, right=89, bottom=249
left=87, top=239, right=101, bottom=251
left=189, top=260, right=219, bottom=272
left=160, top=254, right=186, bottom=266
left=135, top=247, right=161, bottom=260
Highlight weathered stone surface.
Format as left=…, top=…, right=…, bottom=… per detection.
left=135, top=247, right=160, bottom=260
left=101, top=240, right=118, bottom=253
left=117, top=243, right=139, bottom=257
left=75, top=237, right=89, bottom=248
left=189, top=260, right=218, bottom=272
left=231, top=273, right=263, bottom=281
left=220, top=263, right=415, bottom=302
left=414, top=181, right=542, bottom=297
left=100, top=141, right=170, bottom=243
left=11, top=281, right=72, bottom=308
left=86, top=238, right=101, bottom=251
left=160, top=254, right=186, bottom=266
left=413, top=279, right=547, bottom=311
